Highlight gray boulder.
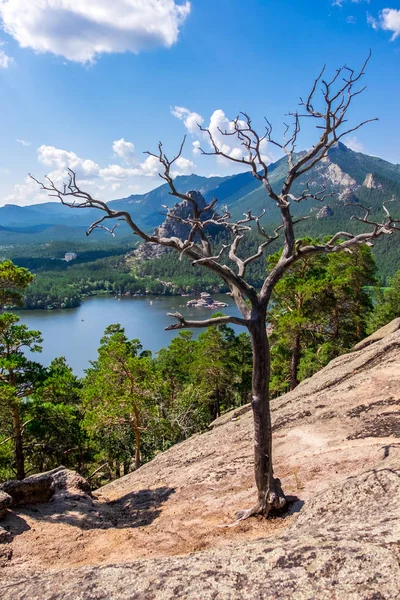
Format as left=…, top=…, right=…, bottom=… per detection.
left=0, top=467, right=91, bottom=508
left=0, top=491, right=11, bottom=520
left=0, top=469, right=59, bottom=507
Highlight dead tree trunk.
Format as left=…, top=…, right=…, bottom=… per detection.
left=239, top=307, right=286, bottom=519
left=12, top=406, right=25, bottom=480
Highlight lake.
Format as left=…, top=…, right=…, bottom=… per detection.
left=16, top=295, right=243, bottom=375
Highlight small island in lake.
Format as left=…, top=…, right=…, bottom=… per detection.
left=186, top=292, right=228, bottom=309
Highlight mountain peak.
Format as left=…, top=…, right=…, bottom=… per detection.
left=329, top=141, right=350, bottom=153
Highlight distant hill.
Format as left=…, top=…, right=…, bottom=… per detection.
left=1, top=144, right=400, bottom=278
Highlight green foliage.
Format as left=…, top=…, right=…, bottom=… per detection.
left=268, top=243, right=377, bottom=395
left=82, top=324, right=160, bottom=471
left=367, top=271, right=400, bottom=333
left=0, top=312, right=45, bottom=479
left=0, top=260, right=33, bottom=308
left=22, top=255, right=144, bottom=309
left=25, top=357, right=86, bottom=474
left=153, top=324, right=253, bottom=448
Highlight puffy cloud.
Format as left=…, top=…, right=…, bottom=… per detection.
left=16, top=138, right=31, bottom=146
left=112, top=138, right=135, bottom=165
left=368, top=8, right=400, bottom=40
left=171, top=155, right=195, bottom=177
left=343, top=136, right=364, bottom=152
left=38, top=145, right=100, bottom=176
left=173, top=106, right=274, bottom=169
left=140, top=154, right=163, bottom=177
left=192, top=140, right=201, bottom=155
left=204, top=109, right=272, bottom=163
left=171, top=106, right=204, bottom=134
left=99, top=164, right=136, bottom=181
left=0, top=0, right=191, bottom=63
left=0, top=48, right=12, bottom=67
left=100, top=155, right=162, bottom=180
left=4, top=135, right=195, bottom=205
left=2, top=176, right=44, bottom=206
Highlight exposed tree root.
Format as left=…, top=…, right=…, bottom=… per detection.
left=229, top=478, right=287, bottom=525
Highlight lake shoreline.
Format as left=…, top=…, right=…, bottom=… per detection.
left=16, top=294, right=243, bottom=376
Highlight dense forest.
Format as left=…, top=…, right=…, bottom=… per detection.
left=2, top=216, right=398, bottom=311
left=1, top=247, right=399, bottom=485
left=3, top=234, right=274, bottom=310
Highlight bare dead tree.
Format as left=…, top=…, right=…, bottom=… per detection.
left=31, top=55, right=400, bottom=519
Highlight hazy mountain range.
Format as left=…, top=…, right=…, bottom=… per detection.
left=1, top=143, right=400, bottom=259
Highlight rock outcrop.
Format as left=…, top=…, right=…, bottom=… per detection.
left=2, top=321, right=400, bottom=599
left=352, top=317, right=400, bottom=352
left=4, top=466, right=399, bottom=600
left=133, top=191, right=220, bottom=260
left=338, top=186, right=359, bottom=204
left=363, top=173, right=383, bottom=190
left=0, top=467, right=91, bottom=508
left=317, top=157, right=357, bottom=188
left=316, top=205, right=333, bottom=219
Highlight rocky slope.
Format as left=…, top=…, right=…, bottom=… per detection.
left=1, top=320, right=400, bottom=599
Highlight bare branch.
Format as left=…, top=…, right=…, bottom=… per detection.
left=165, top=312, right=248, bottom=331
left=30, top=169, right=259, bottom=305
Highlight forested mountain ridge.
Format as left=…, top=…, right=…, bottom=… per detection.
left=1, top=144, right=400, bottom=278
left=1, top=143, right=399, bottom=234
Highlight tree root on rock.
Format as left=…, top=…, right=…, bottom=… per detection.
left=224, top=478, right=288, bottom=527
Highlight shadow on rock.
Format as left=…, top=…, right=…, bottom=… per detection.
left=18, top=486, right=176, bottom=532
left=1, top=511, right=31, bottom=543
left=108, top=486, right=176, bottom=528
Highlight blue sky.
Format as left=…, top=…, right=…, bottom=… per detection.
left=0, top=0, right=399, bottom=206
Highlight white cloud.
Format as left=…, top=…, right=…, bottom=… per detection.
left=2, top=175, right=46, bottom=206
left=140, top=155, right=164, bottom=177
left=99, top=164, right=136, bottom=181
left=192, top=140, right=201, bottom=155
left=203, top=109, right=273, bottom=164
left=171, top=106, right=204, bottom=134
left=173, top=106, right=274, bottom=170
left=368, top=8, right=400, bottom=40
left=16, top=138, right=31, bottom=146
left=100, top=155, right=160, bottom=180
left=344, top=136, right=364, bottom=152
left=0, top=48, right=12, bottom=67
left=0, top=0, right=191, bottom=63
left=171, top=155, right=195, bottom=177
left=332, top=0, right=369, bottom=7
left=112, top=138, right=135, bottom=166
left=4, top=138, right=195, bottom=205
left=38, top=145, right=100, bottom=176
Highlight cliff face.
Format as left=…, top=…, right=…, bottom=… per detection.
left=2, top=321, right=400, bottom=599
left=132, top=191, right=220, bottom=260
